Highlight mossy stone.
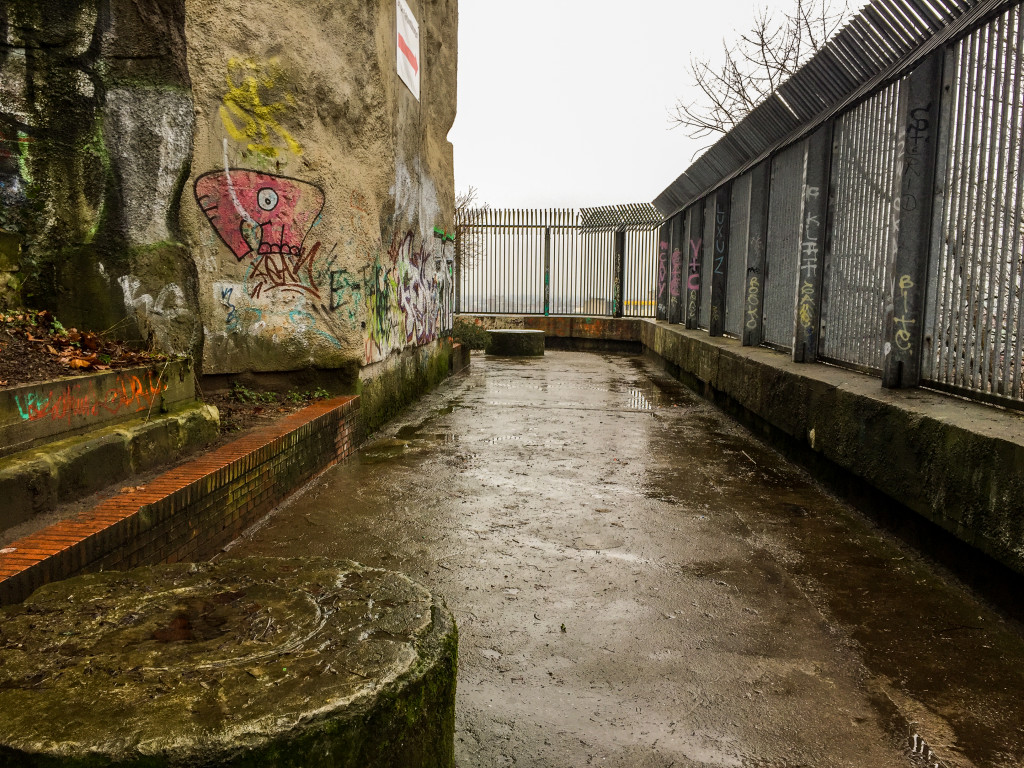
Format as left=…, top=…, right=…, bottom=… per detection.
left=0, top=558, right=457, bottom=767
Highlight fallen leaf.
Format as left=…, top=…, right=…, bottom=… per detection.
left=93, top=364, right=111, bottom=370
left=68, top=358, right=93, bottom=369
left=119, top=486, right=146, bottom=494
left=46, top=345, right=59, bottom=355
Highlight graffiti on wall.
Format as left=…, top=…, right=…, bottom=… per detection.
left=195, top=169, right=325, bottom=298
left=14, top=371, right=168, bottom=424
left=362, top=231, right=446, bottom=364
left=219, top=58, right=303, bottom=161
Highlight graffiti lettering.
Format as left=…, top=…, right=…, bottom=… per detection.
left=798, top=281, right=816, bottom=330
left=657, top=240, right=669, bottom=314
left=714, top=205, right=727, bottom=274
left=688, top=238, right=702, bottom=292
left=669, top=248, right=682, bottom=299
left=894, top=274, right=916, bottom=352
left=248, top=241, right=322, bottom=299
left=745, top=275, right=760, bottom=330
left=221, top=286, right=239, bottom=330
left=14, top=372, right=169, bottom=424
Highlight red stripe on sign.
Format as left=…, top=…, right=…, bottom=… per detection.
left=398, top=33, right=419, bottom=74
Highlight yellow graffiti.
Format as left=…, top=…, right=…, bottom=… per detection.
left=219, top=58, right=302, bottom=160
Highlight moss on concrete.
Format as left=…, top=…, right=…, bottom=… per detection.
left=358, top=341, right=454, bottom=438
left=0, top=558, right=457, bottom=767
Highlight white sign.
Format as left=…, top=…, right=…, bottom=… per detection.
left=396, top=0, right=420, bottom=100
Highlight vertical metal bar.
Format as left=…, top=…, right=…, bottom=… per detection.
left=883, top=52, right=944, bottom=387
left=613, top=229, right=625, bottom=318
left=686, top=202, right=704, bottom=329
left=991, top=11, right=1021, bottom=396
left=978, top=15, right=1011, bottom=393
left=543, top=224, right=551, bottom=317
left=1004, top=9, right=1024, bottom=399
left=933, top=40, right=970, bottom=386
left=710, top=184, right=732, bottom=336
left=743, top=161, right=770, bottom=347
left=965, top=22, right=998, bottom=389
left=794, top=122, right=834, bottom=363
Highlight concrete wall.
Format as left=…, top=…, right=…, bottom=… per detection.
left=0, top=0, right=457, bottom=380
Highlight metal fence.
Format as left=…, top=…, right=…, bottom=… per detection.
left=652, top=0, right=1024, bottom=408
left=455, top=206, right=662, bottom=318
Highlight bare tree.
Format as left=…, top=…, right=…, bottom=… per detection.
left=454, top=185, right=490, bottom=269
left=671, top=0, right=850, bottom=142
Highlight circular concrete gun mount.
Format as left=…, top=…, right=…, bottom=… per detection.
left=0, top=558, right=457, bottom=768
left=486, top=329, right=545, bottom=356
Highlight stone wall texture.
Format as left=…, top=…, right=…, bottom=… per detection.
left=0, top=0, right=457, bottom=378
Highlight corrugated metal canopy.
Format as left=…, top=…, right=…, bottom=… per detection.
left=579, top=203, right=665, bottom=231
left=654, top=0, right=1014, bottom=216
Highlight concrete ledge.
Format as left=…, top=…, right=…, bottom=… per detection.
left=0, top=396, right=360, bottom=605
left=641, top=321, right=1024, bottom=576
left=459, top=315, right=644, bottom=352
left=0, top=360, right=196, bottom=458
left=0, top=403, right=220, bottom=535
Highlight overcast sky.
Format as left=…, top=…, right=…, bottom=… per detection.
left=448, top=0, right=843, bottom=210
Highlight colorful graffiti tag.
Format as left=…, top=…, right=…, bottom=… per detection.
left=14, top=371, right=169, bottom=424
left=195, top=169, right=325, bottom=300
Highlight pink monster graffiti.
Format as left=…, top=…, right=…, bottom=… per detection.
left=195, top=170, right=324, bottom=261
left=195, top=170, right=326, bottom=299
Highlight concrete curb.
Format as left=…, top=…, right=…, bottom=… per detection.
left=0, top=402, right=220, bottom=535
left=0, top=360, right=196, bottom=458
left=0, top=396, right=360, bottom=605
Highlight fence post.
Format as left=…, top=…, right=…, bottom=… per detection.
left=793, top=122, right=833, bottom=363
left=743, top=161, right=770, bottom=347
left=612, top=228, right=626, bottom=318
left=668, top=214, right=684, bottom=324
left=685, top=202, right=705, bottom=330
left=543, top=225, right=551, bottom=317
left=656, top=222, right=670, bottom=321
left=709, top=184, right=732, bottom=336
left=882, top=51, right=944, bottom=388
left=454, top=226, right=462, bottom=316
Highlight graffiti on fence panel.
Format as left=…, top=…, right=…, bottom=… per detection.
left=893, top=274, right=916, bottom=352
left=687, top=238, right=702, bottom=320
left=669, top=247, right=682, bottom=299
left=746, top=275, right=760, bottom=330
left=798, top=186, right=822, bottom=339
left=14, top=371, right=169, bottom=424
left=714, top=205, right=728, bottom=275
left=657, top=240, right=669, bottom=316
left=688, top=239, right=702, bottom=292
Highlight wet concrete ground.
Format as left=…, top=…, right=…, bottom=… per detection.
left=224, top=351, right=1024, bottom=768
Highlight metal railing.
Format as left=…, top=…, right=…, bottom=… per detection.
left=652, top=0, right=1024, bottom=408
left=455, top=206, right=661, bottom=318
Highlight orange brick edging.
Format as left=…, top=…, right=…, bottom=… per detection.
left=0, top=395, right=361, bottom=605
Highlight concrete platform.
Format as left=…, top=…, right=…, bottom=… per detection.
left=224, top=350, right=1024, bottom=767
left=0, top=558, right=457, bottom=767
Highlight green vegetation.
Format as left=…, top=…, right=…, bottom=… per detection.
left=452, top=320, right=490, bottom=351
left=230, top=382, right=332, bottom=407
left=229, top=382, right=278, bottom=405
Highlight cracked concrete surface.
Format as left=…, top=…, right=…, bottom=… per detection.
left=225, top=350, right=1024, bottom=768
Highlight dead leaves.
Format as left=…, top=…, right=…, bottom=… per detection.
left=0, top=309, right=168, bottom=381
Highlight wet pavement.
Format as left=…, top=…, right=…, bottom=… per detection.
left=224, top=350, right=1024, bottom=768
